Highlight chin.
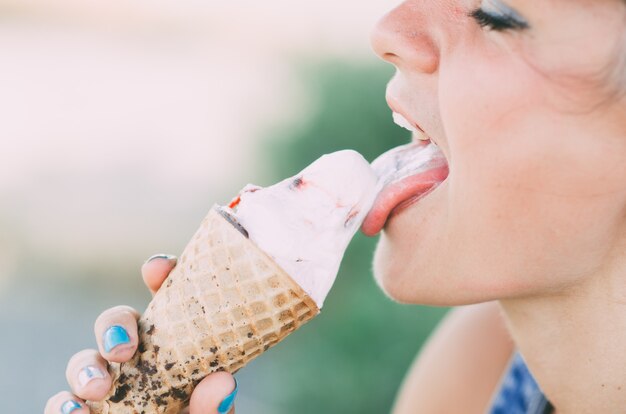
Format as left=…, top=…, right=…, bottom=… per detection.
left=371, top=228, right=501, bottom=307
left=372, top=232, right=427, bottom=305
left=370, top=190, right=451, bottom=305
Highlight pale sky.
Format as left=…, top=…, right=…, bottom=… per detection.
left=0, top=0, right=395, bottom=283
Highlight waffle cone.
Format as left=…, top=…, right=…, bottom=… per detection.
left=87, top=206, right=320, bottom=413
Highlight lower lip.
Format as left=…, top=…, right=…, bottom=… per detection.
left=361, top=164, right=449, bottom=236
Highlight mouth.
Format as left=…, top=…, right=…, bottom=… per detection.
left=361, top=113, right=449, bottom=236
left=392, top=112, right=431, bottom=142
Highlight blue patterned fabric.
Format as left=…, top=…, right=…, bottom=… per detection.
left=489, top=352, right=551, bottom=414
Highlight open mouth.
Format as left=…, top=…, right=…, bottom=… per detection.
left=361, top=113, right=449, bottom=236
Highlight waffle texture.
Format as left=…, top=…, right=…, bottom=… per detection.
left=87, top=206, right=320, bottom=413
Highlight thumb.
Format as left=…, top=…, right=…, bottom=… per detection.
left=189, top=371, right=237, bottom=414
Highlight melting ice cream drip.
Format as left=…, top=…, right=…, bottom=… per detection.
left=372, top=142, right=447, bottom=188
left=224, top=150, right=379, bottom=308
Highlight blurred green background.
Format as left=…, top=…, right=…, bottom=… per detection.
left=254, top=61, right=449, bottom=413
left=0, top=2, right=448, bottom=412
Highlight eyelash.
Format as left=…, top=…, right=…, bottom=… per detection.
left=469, top=8, right=529, bottom=31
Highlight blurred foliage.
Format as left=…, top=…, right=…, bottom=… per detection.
left=253, top=60, right=449, bottom=414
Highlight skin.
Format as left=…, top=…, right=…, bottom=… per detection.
left=49, top=0, right=626, bottom=413
left=368, top=0, right=626, bottom=412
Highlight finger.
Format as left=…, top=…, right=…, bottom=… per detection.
left=65, top=349, right=112, bottom=401
left=189, top=372, right=238, bottom=414
left=141, top=254, right=177, bottom=295
left=94, top=305, right=140, bottom=363
left=44, top=391, right=88, bottom=414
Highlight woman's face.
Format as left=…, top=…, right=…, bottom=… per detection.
left=366, top=0, right=626, bottom=305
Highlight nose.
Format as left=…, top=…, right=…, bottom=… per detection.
left=370, top=2, right=440, bottom=74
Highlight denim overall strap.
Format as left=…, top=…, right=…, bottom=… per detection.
left=489, top=352, right=553, bottom=414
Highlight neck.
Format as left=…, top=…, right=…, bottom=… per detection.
left=499, top=242, right=626, bottom=413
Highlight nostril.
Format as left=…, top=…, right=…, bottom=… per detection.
left=377, top=33, right=439, bottom=74
left=382, top=52, right=401, bottom=65
left=370, top=4, right=440, bottom=75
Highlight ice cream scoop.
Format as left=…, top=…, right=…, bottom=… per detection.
left=228, top=150, right=379, bottom=307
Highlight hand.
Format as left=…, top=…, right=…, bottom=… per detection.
left=45, top=254, right=238, bottom=414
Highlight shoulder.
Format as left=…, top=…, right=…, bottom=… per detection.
left=392, top=302, right=515, bottom=414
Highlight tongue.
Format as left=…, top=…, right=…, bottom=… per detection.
left=362, top=142, right=448, bottom=236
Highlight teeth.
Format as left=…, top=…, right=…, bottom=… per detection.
left=392, top=112, right=429, bottom=141
left=392, top=112, right=416, bottom=132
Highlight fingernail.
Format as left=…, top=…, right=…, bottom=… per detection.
left=60, top=400, right=82, bottom=414
left=78, top=365, right=105, bottom=387
left=103, top=325, right=130, bottom=353
left=217, top=378, right=238, bottom=414
left=145, top=254, right=177, bottom=264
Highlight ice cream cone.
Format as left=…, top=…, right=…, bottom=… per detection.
left=87, top=206, right=320, bottom=414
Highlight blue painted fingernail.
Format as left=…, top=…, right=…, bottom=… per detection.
left=217, top=378, right=238, bottom=414
left=60, top=400, right=82, bottom=414
left=103, top=325, right=130, bottom=353
left=145, top=254, right=177, bottom=264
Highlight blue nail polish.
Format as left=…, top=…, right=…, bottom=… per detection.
left=217, top=378, right=238, bottom=414
left=145, top=254, right=177, bottom=264
left=60, top=400, right=82, bottom=414
left=103, top=325, right=130, bottom=353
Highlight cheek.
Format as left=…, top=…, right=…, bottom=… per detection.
left=441, top=38, right=541, bottom=155
left=437, top=50, right=626, bottom=297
